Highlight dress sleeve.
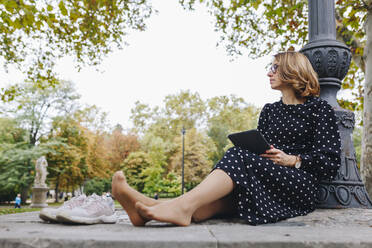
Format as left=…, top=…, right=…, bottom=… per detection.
left=257, top=104, right=270, bottom=134
left=299, top=100, right=341, bottom=181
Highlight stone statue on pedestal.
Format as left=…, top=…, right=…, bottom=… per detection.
left=34, top=156, right=48, bottom=188
left=31, top=156, right=49, bottom=208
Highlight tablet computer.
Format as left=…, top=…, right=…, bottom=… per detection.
left=227, top=129, right=270, bottom=155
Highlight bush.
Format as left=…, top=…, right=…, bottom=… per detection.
left=83, top=178, right=111, bottom=195
left=0, top=189, right=17, bottom=203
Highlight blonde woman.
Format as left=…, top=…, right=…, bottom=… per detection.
left=112, top=51, right=341, bottom=226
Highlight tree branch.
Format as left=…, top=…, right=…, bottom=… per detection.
left=363, top=0, right=372, bottom=9
left=335, top=10, right=365, bottom=73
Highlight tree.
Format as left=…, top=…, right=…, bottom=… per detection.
left=106, top=124, right=140, bottom=171
left=169, top=128, right=215, bottom=190
left=353, top=126, right=362, bottom=167
left=0, top=144, right=34, bottom=202
left=130, top=101, right=159, bottom=135
left=83, top=177, right=111, bottom=196
left=0, top=0, right=154, bottom=101
left=2, top=80, right=80, bottom=146
left=45, top=116, right=88, bottom=202
left=141, top=165, right=181, bottom=196
left=0, top=80, right=80, bottom=201
left=0, top=118, right=29, bottom=202
left=130, top=90, right=206, bottom=140
left=72, top=104, right=115, bottom=178
left=121, top=151, right=151, bottom=192
left=207, top=95, right=260, bottom=163
left=0, top=117, right=28, bottom=144
left=0, top=141, right=54, bottom=203
left=74, top=105, right=110, bottom=133
left=139, top=133, right=181, bottom=195
left=85, top=129, right=111, bottom=179
left=163, top=90, right=206, bottom=133
left=361, top=0, right=372, bottom=196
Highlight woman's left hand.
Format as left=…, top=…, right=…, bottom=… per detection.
left=260, top=145, right=296, bottom=167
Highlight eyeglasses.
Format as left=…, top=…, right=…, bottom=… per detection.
left=269, top=64, right=279, bottom=74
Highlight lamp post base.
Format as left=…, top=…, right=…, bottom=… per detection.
left=314, top=110, right=372, bottom=209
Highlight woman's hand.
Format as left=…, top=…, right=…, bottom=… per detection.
left=260, top=145, right=297, bottom=167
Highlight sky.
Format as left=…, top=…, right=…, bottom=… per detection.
left=0, top=0, right=283, bottom=130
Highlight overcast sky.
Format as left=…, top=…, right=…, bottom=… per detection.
left=0, top=1, right=288, bottom=130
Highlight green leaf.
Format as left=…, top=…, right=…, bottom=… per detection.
left=252, top=0, right=260, bottom=10
left=47, top=5, right=53, bottom=12
left=59, top=1, right=68, bottom=16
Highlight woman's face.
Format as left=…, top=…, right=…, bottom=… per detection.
left=267, top=61, right=285, bottom=91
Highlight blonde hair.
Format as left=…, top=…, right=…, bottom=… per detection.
left=274, top=52, right=320, bottom=98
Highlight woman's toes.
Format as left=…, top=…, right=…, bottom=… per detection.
left=112, top=171, right=126, bottom=196
left=112, top=171, right=126, bottom=182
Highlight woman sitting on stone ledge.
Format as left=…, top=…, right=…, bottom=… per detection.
left=112, top=51, right=341, bottom=226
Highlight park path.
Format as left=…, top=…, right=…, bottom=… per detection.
left=0, top=208, right=372, bottom=248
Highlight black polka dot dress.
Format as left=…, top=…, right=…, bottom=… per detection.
left=213, top=96, right=341, bottom=225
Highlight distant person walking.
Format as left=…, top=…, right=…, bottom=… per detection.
left=14, top=194, right=21, bottom=209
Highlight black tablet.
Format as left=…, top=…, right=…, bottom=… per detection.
left=227, top=129, right=270, bottom=155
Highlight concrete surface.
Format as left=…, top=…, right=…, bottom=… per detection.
left=0, top=208, right=372, bottom=248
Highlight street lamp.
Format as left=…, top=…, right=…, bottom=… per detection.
left=300, top=0, right=372, bottom=208
left=181, top=126, right=186, bottom=195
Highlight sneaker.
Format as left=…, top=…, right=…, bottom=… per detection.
left=56, top=195, right=117, bottom=224
left=39, top=194, right=87, bottom=222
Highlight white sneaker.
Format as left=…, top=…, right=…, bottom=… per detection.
left=39, top=194, right=87, bottom=222
left=56, top=195, right=117, bottom=224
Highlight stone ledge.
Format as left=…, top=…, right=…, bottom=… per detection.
left=0, top=208, right=372, bottom=248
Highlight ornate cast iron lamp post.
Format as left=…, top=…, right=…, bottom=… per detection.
left=300, top=0, right=372, bottom=208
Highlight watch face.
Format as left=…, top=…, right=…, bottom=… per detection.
left=295, top=162, right=301, bottom=169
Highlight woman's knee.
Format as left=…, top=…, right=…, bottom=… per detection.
left=222, top=147, right=240, bottom=159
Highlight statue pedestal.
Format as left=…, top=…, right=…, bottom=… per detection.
left=30, top=187, right=49, bottom=208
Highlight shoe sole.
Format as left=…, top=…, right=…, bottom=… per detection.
left=39, top=212, right=58, bottom=223
left=56, top=212, right=117, bottom=225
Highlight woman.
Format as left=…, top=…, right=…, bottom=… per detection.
left=112, top=51, right=341, bottom=226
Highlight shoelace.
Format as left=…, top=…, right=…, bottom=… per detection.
left=61, top=195, right=86, bottom=209
left=81, top=197, right=112, bottom=215
left=103, top=196, right=115, bottom=211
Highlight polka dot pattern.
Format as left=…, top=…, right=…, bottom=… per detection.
left=213, top=96, right=341, bottom=225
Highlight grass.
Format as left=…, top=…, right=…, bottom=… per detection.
left=0, top=207, right=41, bottom=215
left=0, top=202, right=63, bottom=216
left=114, top=200, right=122, bottom=209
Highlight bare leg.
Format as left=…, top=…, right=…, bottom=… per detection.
left=135, top=169, right=234, bottom=226
left=112, top=170, right=234, bottom=225
left=112, top=171, right=159, bottom=226
left=192, top=194, right=235, bottom=223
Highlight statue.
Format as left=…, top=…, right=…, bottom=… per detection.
left=31, top=156, right=49, bottom=208
left=34, top=156, right=48, bottom=188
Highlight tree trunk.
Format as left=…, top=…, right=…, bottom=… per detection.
left=55, top=176, right=59, bottom=203
left=361, top=4, right=372, bottom=198
left=21, top=187, right=28, bottom=206
left=21, top=158, right=33, bottom=205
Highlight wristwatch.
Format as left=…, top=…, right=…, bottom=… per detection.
left=295, top=156, right=302, bottom=169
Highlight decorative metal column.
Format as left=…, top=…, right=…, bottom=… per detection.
left=300, top=0, right=372, bottom=208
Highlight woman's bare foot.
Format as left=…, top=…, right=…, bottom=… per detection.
left=135, top=199, right=193, bottom=226
left=112, top=171, right=159, bottom=226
